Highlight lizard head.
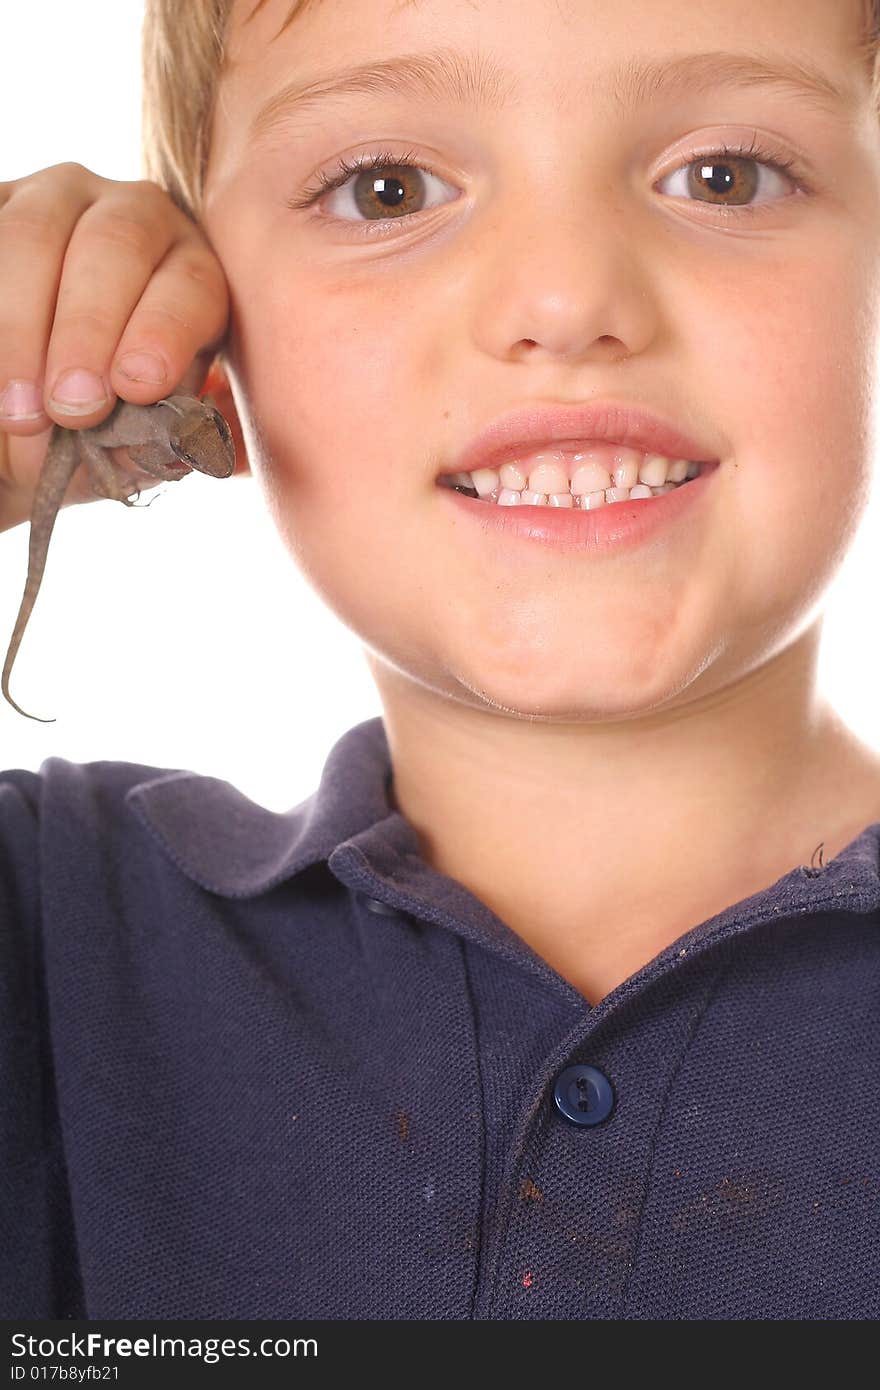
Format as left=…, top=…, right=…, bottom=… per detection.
left=168, top=401, right=237, bottom=479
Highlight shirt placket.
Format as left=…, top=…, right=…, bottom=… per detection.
left=469, top=948, right=734, bottom=1319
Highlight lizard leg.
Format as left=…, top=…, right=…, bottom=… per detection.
left=81, top=436, right=191, bottom=507
left=77, top=435, right=150, bottom=508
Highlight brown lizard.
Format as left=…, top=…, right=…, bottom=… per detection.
left=1, top=393, right=235, bottom=723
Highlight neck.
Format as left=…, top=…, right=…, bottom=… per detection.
left=367, top=624, right=880, bottom=1005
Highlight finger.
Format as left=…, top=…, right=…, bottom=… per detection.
left=0, top=164, right=99, bottom=436
left=175, top=346, right=226, bottom=399
left=42, top=180, right=180, bottom=428
left=108, top=236, right=229, bottom=402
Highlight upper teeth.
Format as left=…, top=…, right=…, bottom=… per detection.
left=443, top=448, right=699, bottom=496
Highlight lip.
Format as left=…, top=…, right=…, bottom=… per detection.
left=438, top=459, right=720, bottom=555
left=447, top=400, right=721, bottom=479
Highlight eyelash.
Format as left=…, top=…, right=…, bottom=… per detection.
left=289, top=145, right=423, bottom=209
left=288, top=135, right=807, bottom=233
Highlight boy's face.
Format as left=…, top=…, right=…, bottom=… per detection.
left=203, top=0, right=880, bottom=726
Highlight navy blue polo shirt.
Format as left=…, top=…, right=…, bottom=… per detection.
left=1, top=714, right=878, bottom=1320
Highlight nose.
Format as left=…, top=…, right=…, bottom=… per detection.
left=466, top=167, right=657, bottom=366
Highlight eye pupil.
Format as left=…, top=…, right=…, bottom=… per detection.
left=700, top=161, right=734, bottom=194
left=371, top=174, right=407, bottom=208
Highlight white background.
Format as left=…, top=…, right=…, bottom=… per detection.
left=1, top=1, right=878, bottom=811
left=0, top=1, right=381, bottom=809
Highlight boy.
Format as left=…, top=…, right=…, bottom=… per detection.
left=1, top=0, right=879, bottom=1318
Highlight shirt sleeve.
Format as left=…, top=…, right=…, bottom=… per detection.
left=0, top=769, right=84, bottom=1318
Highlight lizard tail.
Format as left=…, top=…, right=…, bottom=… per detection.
left=1, top=425, right=81, bottom=723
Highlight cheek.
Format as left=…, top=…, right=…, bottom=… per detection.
left=707, top=232, right=880, bottom=482
left=693, top=231, right=880, bottom=596
left=222, top=257, right=446, bottom=625
left=235, top=265, right=448, bottom=512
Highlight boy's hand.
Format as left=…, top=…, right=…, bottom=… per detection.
left=0, top=162, right=229, bottom=529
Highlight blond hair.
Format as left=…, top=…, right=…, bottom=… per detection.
left=141, top=0, right=312, bottom=219
left=141, top=0, right=880, bottom=225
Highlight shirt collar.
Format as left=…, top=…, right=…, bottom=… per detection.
left=126, top=714, right=880, bottom=928
left=125, top=715, right=424, bottom=898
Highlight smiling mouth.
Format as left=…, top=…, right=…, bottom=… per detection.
left=438, top=448, right=709, bottom=508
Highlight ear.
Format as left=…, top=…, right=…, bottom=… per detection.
left=198, top=357, right=250, bottom=477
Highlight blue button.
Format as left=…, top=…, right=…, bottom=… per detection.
left=363, top=896, right=399, bottom=916
left=553, top=1064, right=615, bottom=1127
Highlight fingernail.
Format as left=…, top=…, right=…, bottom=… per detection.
left=117, top=351, right=167, bottom=384
left=0, top=378, right=45, bottom=420
left=49, top=368, right=109, bottom=414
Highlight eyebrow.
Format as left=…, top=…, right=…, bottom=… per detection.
left=248, top=44, right=857, bottom=144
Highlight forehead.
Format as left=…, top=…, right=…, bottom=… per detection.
left=223, top=0, right=870, bottom=71
left=217, top=3, right=871, bottom=147
left=225, top=0, right=419, bottom=56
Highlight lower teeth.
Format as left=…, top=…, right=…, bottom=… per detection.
left=451, top=478, right=692, bottom=507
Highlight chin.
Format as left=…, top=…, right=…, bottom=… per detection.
left=446, top=659, right=690, bottom=724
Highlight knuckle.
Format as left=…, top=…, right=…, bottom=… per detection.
left=109, top=180, right=175, bottom=232
left=175, top=250, right=225, bottom=294
left=51, top=303, right=116, bottom=341
left=0, top=206, right=61, bottom=246
left=53, top=160, right=88, bottom=178
left=34, top=161, right=95, bottom=192
left=135, top=303, right=196, bottom=338
left=128, top=177, right=171, bottom=206
left=86, top=209, right=157, bottom=259
left=1, top=162, right=87, bottom=202
left=0, top=162, right=99, bottom=231
left=0, top=318, right=37, bottom=358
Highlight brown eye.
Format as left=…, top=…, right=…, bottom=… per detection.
left=350, top=163, right=426, bottom=218
left=688, top=155, right=759, bottom=205
left=320, top=159, right=459, bottom=223
left=657, top=149, right=797, bottom=210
